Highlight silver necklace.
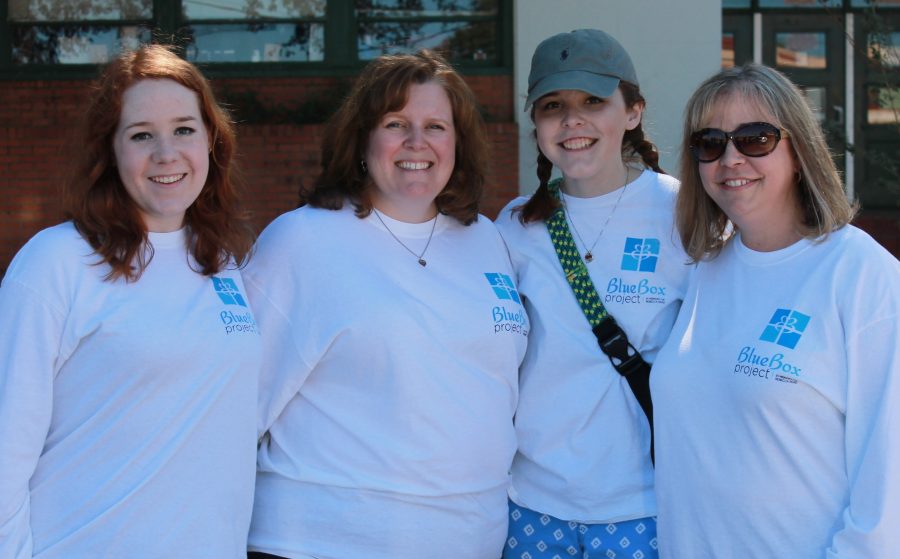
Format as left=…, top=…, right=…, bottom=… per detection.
left=563, top=167, right=630, bottom=263
left=372, top=209, right=438, bottom=267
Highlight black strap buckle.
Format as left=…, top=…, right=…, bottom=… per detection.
left=592, top=318, right=647, bottom=377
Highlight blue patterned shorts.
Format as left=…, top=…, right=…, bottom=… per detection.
left=503, top=501, right=658, bottom=559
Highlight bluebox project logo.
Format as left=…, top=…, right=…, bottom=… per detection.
left=212, top=277, right=247, bottom=306
left=760, top=308, right=811, bottom=349
left=212, top=277, right=258, bottom=335
left=484, top=273, right=527, bottom=337
left=484, top=273, right=521, bottom=304
left=620, top=237, right=660, bottom=273
left=731, top=308, right=810, bottom=383
left=605, top=237, right=666, bottom=305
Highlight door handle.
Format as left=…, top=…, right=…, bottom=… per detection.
left=833, top=105, right=844, bottom=125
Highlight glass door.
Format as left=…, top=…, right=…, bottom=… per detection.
left=763, top=13, right=847, bottom=170
left=723, top=13, right=753, bottom=68
left=854, top=12, right=900, bottom=209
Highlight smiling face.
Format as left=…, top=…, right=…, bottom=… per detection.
left=364, top=80, right=456, bottom=223
left=533, top=88, right=642, bottom=195
left=698, top=92, right=802, bottom=250
left=113, top=78, right=210, bottom=233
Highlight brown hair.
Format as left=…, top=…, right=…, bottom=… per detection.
left=677, top=63, right=856, bottom=261
left=303, top=49, right=488, bottom=225
left=518, top=82, right=663, bottom=223
left=66, top=44, right=254, bottom=281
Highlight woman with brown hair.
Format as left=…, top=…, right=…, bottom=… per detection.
left=494, top=29, right=688, bottom=559
left=244, top=49, right=527, bottom=559
left=0, top=44, right=260, bottom=558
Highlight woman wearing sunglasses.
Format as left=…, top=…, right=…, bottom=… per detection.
left=651, top=63, right=900, bottom=557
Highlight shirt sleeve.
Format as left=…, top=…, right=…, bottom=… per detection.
left=827, top=309, right=900, bottom=558
left=243, top=271, right=315, bottom=440
left=242, top=214, right=320, bottom=440
left=0, top=280, right=64, bottom=559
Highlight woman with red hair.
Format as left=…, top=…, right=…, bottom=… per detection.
left=0, top=45, right=260, bottom=558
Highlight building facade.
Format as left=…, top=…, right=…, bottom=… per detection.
left=0, top=0, right=896, bottom=276
left=722, top=0, right=899, bottom=251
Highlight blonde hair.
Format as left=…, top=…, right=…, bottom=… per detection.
left=677, top=63, right=856, bottom=261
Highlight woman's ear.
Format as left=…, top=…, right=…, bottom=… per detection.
left=626, top=101, right=644, bottom=131
left=791, top=147, right=802, bottom=179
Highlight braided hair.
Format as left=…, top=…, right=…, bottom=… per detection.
left=517, top=82, right=663, bottom=224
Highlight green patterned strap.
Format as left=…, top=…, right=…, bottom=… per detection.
left=545, top=178, right=609, bottom=327
left=545, top=178, right=656, bottom=465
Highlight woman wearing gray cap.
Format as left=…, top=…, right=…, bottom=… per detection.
left=494, top=29, right=690, bottom=558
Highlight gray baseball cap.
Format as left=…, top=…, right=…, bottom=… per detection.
left=525, top=28, right=638, bottom=110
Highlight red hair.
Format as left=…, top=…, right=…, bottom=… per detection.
left=66, top=44, right=254, bottom=281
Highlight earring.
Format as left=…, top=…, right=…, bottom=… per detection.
left=360, top=159, right=368, bottom=174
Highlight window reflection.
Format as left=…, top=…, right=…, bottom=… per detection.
left=759, top=0, right=841, bottom=7
left=776, top=32, right=827, bottom=68
left=851, top=0, right=900, bottom=6
left=356, top=0, right=497, bottom=17
left=867, top=86, right=900, bottom=125
left=183, top=23, right=325, bottom=62
left=9, top=0, right=152, bottom=20
left=868, top=32, right=900, bottom=68
left=358, top=20, right=495, bottom=61
left=183, top=0, right=326, bottom=19
left=8, top=0, right=506, bottom=66
left=801, top=86, right=827, bottom=123
left=12, top=25, right=150, bottom=64
left=723, top=32, right=736, bottom=68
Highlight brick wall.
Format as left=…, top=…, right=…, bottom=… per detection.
left=0, top=75, right=520, bottom=276
left=855, top=212, right=900, bottom=257
left=1, top=75, right=896, bottom=276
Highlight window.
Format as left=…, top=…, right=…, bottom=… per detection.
left=2, top=0, right=510, bottom=76
left=723, top=32, right=737, bottom=67
left=758, top=0, right=842, bottom=7
left=775, top=32, right=828, bottom=68
left=866, top=85, right=900, bottom=124
left=356, top=0, right=500, bottom=63
left=723, top=0, right=900, bottom=210
left=8, top=0, right=153, bottom=65
left=852, top=0, right=900, bottom=6
left=182, top=0, right=327, bottom=63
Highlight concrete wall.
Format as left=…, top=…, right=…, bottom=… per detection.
left=513, top=0, right=722, bottom=191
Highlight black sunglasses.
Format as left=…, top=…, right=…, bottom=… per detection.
left=689, top=122, right=790, bottom=163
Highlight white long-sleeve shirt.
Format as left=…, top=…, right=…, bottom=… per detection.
left=494, top=170, right=690, bottom=523
left=652, top=226, right=900, bottom=558
left=0, top=223, right=261, bottom=559
left=244, top=205, right=528, bottom=559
